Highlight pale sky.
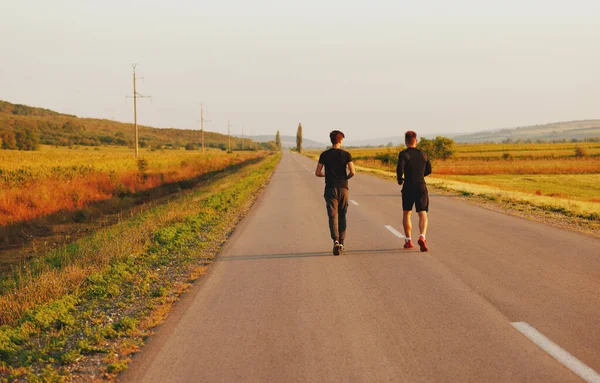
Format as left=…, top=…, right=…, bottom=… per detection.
left=1, top=0, right=599, bottom=141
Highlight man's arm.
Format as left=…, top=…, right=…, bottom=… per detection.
left=346, top=161, right=356, bottom=180
left=315, top=163, right=325, bottom=177
left=424, top=156, right=432, bottom=177
left=396, top=152, right=405, bottom=185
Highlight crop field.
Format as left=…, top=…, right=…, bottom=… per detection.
left=0, top=146, right=267, bottom=226
left=326, top=141, right=600, bottom=160
left=305, top=142, right=600, bottom=223
left=432, top=174, right=600, bottom=203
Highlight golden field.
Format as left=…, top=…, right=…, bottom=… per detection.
left=305, top=142, right=600, bottom=221
left=0, top=146, right=267, bottom=225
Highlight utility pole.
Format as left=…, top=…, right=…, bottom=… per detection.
left=197, top=104, right=210, bottom=153
left=228, top=120, right=231, bottom=153
left=128, top=64, right=151, bottom=158
left=241, top=125, right=244, bottom=150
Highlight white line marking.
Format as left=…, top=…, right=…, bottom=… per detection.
left=384, top=225, right=405, bottom=238
left=350, top=200, right=359, bottom=206
left=512, top=322, right=600, bottom=382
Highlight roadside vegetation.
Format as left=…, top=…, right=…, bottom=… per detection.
left=0, top=152, right=281, bottom=381
left=0, top=146, right=266, bottom=226
left=305, top=141, right=600, bottom=229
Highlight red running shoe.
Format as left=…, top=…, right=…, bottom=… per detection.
left=418, top=237, right=428, bottom=252
left=404, top=240, right=414, bottom=249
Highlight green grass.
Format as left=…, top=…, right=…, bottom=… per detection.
left=0, top=153, right=281, bottom=381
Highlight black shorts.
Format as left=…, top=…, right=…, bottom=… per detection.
left=402, top=184, right=429, bottom=212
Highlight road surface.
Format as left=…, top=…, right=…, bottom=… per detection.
left=122, top=150, right=600, bottom=382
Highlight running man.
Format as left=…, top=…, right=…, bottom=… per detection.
left=315, top=130, right=356, bottom=256
left=397, top=130, right=432, bottom=252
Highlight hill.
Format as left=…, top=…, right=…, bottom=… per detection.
left=322, top=120, right=600, bottom=147
left=451, top=120, right=600, bottom=143
left=0, top=100, right=265, bottom=150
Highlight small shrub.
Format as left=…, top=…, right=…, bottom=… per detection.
left=60, top=350, right=80, bottom=365
left=575, top=147, right=587, bottom=157
left=137, top=158, right=149, bottom=174
left=106, top=361, right=128, bottom=373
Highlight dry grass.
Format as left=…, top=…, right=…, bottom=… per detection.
left=329, top=142, right=600, bottom=159
left=0, top=153, right=280, bottom=326
left=350, top=157, right=600, bottom=175
left=426, top=177, right=600, bottom=220
left=0, top=146, right=266, bottom=225
left=308, top=142, right=600, bottom=224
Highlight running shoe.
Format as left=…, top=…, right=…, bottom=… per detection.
left=333, top=241, right=341, bottom=256
left=418, top=237, right=428, bottom=252
left=404, top=240, right=414, bottom=249
left=339, top=244, right=345, bottom=252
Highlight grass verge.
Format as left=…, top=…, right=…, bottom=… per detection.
left=352, top=164, right=600, bottom=237
left=0, top=152, right=281, bottom=382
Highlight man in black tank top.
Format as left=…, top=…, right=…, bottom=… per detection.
left=315, top=130, right=356, bottom=256
left=396, top=130, right=432, bottom=252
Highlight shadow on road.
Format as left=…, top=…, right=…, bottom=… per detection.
left=217, top=248, right=422, bottom=261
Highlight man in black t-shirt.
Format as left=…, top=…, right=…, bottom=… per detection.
left=315, top=130, right=356, bottom=256
left=397, top=130, right=432, bottom=252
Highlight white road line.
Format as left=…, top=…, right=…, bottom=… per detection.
left=350, top=200, right=359, bottom=206
left=512, top=322, right=600, bottom=383
left=384, top=225, right=404, bottom=239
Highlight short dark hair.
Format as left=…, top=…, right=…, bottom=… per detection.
left=330, top=130, right=345, bottom=145
left=405, top=130, right=417, bottom=144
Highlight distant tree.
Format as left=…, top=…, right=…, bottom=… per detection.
left=275, top=130, right=282, bottom=150
left=575, top=147, right=587, bottom=158
left=1, top=131, right=17, bottom=149
left=296, top=123, right=303, bottom=153
left=15, top=130, right=39, bottom=151
left=185, top=143, right=197, bottom=151
left=387, top=142, right=394, bottom=147
left=417, top=136, right=455, bottom=160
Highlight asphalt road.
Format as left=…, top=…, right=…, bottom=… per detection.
left=122, top=150, right=600, bottom=382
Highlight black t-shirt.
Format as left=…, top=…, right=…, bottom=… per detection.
left=396, top=147, right=432, bottom=190
left=318, top=148, right=353, bottom=189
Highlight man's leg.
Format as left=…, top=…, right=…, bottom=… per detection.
left=418, top=211, right=428, bottom=237
left=338, top=188, right=349, bottom=246
left=402, top=210, right=412, bottom=239
left=325, top=188, right=339, bottom=242
left=416, top=185, right=429, bottom=252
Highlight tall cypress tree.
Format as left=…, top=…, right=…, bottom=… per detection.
left=296, top=123, right=303, bottom=153
left=275, top=130, right=281, bottom=150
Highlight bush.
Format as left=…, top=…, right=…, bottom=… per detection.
left=1, top=131, right=18, bottom=149
left=575, top=147, right=587, bottom=158
left=417, top=136, right=455, bottom=160
left=137, top=158, right=149, bottom=174
left=15, top=130, right=39, bottom=150
left=374, top=148, right=398, bottom=165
